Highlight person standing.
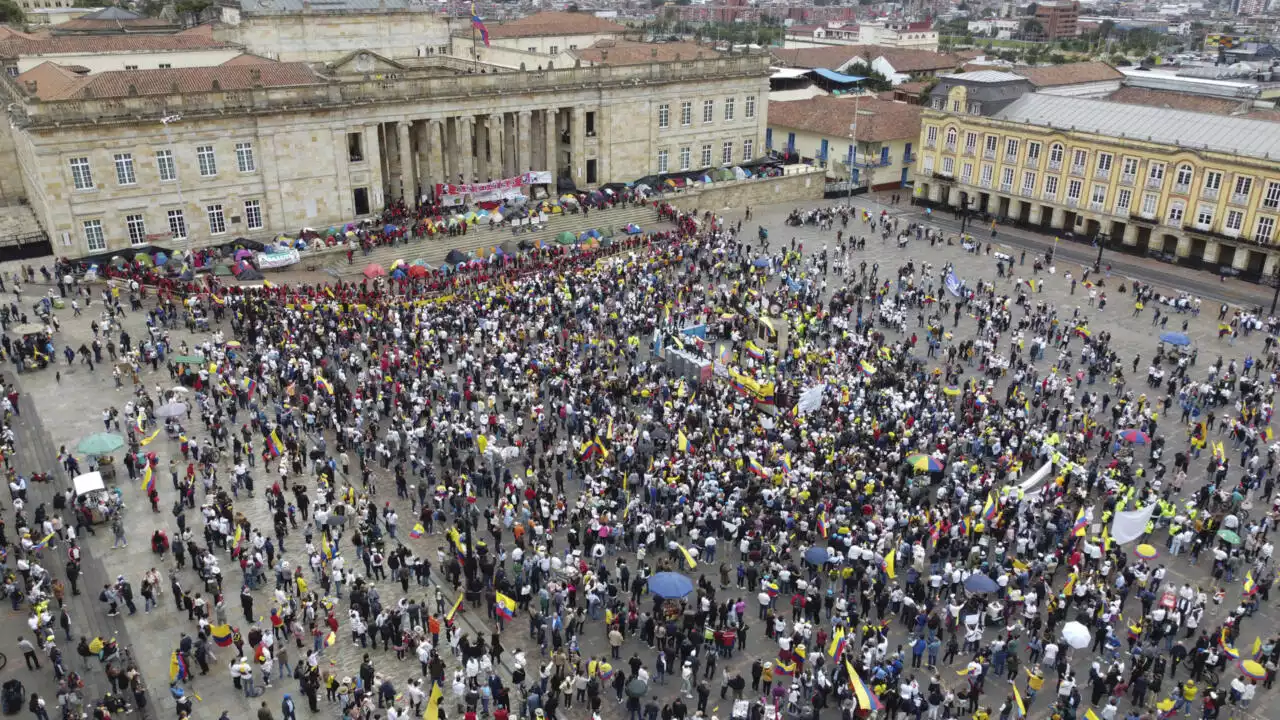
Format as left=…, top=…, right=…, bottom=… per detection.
left=18, top=637, right=41, bottom=669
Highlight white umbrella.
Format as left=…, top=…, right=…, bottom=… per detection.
left=170, top=386, right=192, bottom=394
left=1061, top=621, right=1090, bottom=649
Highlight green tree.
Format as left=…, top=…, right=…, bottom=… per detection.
left=175, top=0, right=212, bottom=24
left=0, top=0, right=22, bottom=23
left=1021, top=18, right=1042, bottom=37
left=1024, top=2, right=1038, bottom=14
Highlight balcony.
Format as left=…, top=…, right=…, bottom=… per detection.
left=1231, top=193, right=1250, bottom=206
left=1130, top=212, right=1156, bottom=223
left=930, top=171, right=954, bottom=180
left=1264, top=200, right=1279, bottom=212
left=962, top=148, right=975, bottom=157
left=925, top=140, right=936, bottom=149
left=1089, top=201, right=1105, bottom=212
left=903, top=153, right=917, bottom=164
left=1004, top=154, right=1019, bottom=165
left=1021, top=187, right=1034, bottom=197
left=944, top=143, right=956, bottom=153
left=1026, top=156, right=1040, bottom=167
left=1000, top=183, right=1013, bottom=192
left=1095, top=168, right=1111, bottom=181
left=855, top=157, right=891, bottom=168
left=1042, top=191, right=1057, bottom=201
left=1172, top=183, right=1190, bottom=195
left=1184, top=223, right=1243, bottom=244
left=983, top=148, right=996, bottom=160
left=1048, top=160, right=1062, bottom=172
left=1119, top=174, right=1136, bottom=186
left=1146, top=176, right=1164, bottom=189
left=1065, top=197, right=1079, bottom=207
left=1070, top=165, right=1086, bottom=177
left=1201, top=187, right=1219, bottom=201
left=979, top=178, right=992, bottom=188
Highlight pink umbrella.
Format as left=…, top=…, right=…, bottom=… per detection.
left=363, top=264, right=387, bottom=279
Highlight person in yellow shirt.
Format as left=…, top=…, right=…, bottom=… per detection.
left=1026, top=666, right=1045, bottom=707
left=1173, top=680, right=1198, bottom=716
left=973, top=706, right=990, bottom=720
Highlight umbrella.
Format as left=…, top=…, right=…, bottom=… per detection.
left=963, top=574, right=998, bottom=594
left=12, top=322, right=44, bottom=335
left=625, top=678, right=649, bottom=698
left=363, top=264, right=387, bottom=279
left=803, top=546, right=831, bottom=564
left=1218, top=528, right=1242, bottom=545
left=169, top=386, right=191, bottom=394
left=1134, top=544, right=1158, bottom=560
left=1240, top=660, right=1266, bottom=680
left=1160, top=331, right=1191, bottom=346
left=445, top=249, right=470, bottom=265
left=647, top=572, right=695, bottom=599
left=172, top=355, right=205, bottom=365
left=1119, top=429, right=1150, bottom=444
left=943, top=385, right=961, bottom=396
left=154, top=402, right=188, bottom=419
left=234, top=249, right=254, bottom=262
left=907, top=454, right=943, bottom=473
left=407, top=265, right=429, bottom=278
left=77, top=432, right=124, bottom=456
left=751, top=257, right=770, bottom=268
left=556, top=231, right=578, bottom=245
left=1061, top=621, right=1090, bottom=649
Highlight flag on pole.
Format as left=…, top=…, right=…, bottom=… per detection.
left=1012, top=681, right=1027, bottom=718
left=141, top=464, right=156, bottom=496
left=827, top=627, right=846, bottom=658
left=676, top=430, right=693, bottom=453
left=210, top=624, right=234, bottom=648
left=1244, top=570, right=1257, bottom=595
left=265, top=430, right=283, bottom=459
left=423, top=682, right=444, bottom=720
left=882, top=549, right=896, bottom=579
left=446, top=593, right=464, bottom=622
left=470, top=3, right=490, bottom=46
left=494, top=592, right=516, bottom=620
left=846, top=662, right=884, bottom=711
left=676, top=543, right=698, bottom=570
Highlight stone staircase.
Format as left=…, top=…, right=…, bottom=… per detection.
left=0, top=202, right=47, bottom=241
left=322, top=204, right=661, bottom=276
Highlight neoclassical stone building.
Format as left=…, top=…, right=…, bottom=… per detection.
left=0, top=51, right=770, bottom=257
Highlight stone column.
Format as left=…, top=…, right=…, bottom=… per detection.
left=386, top=123, right=403, bottom=200
left=1008, top=199, right=1021, bottom=222
left=398, top=120, right=414, bottom=203
left=427, top=120, right=444, bottom=194
left=458, top=116, right=474, bottom=184
left=927, top=183, right=941, bottom=203
left=517, top=110, right=532, bottom=175
left=1122, top=223, right=1138, bottom=246
left=571, top=106, right=586, bottom=187
left=1050, top=207, right=1066, bottom=229
left=491, top=115, right=505, bottom=180
left=545, top=108, right=559, bottom=178
left=364, top=124, right=384, bottom=211
left=946, top=187, right=960, bottom=208
left=415, top=121, right=430, bottom=197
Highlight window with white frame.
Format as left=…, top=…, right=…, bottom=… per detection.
left=1096, top=152, right=1113, bottom=174
left=235, top=142, right=256, bottom=173
left=703, top=100, right=713, bottom=124
left=1066, top=179, right=1082, bottom=202
left=1204, top=170, right=1223, bottom=193
left=680, top=101, right=692, bottom=126
left=69, top=157, right=93, bottom=190
left=979, top=164, right=992, bottom=186
left=244, top=199, right=263, bottom=231
left=1264, top=180, right=1280, bottom=210
left=1233, top=175, right=1253, bottom=201
left=1195, top=204, right=1214, bottom=228
left=1256, top=216, right=1276, bottom=243
left=83, top=219, right=105, bottom=251
left=1115, top=188, right=1132, bottom=213
left=722, top=140, right=733, bottom=165
left=1070, top=148, right=1087, bottom=172
left=942, top=157, right=955, bottom=175
left=167, top=209, right=187, bottom=239
left=1090, top=183, right=1106, bottom=206
left=657, top=149, right=668, bottom=173
left=961, top=162, right=973, bottom=182
left=679, top=146, right=691, bottom=171
left=1148, top=161, right=1165, bottom=183
left=1000, top=167, right=1014, bottom=190
left=657, top=105, right=669, bottom=129
left=1004, top=138, right=1019, bottom=160
left=206, top=203, right=226, bottom=234
left=742, top=139, right=753, bottom=161
left=1140, top=193, right=1158, bottom=216
left=196, top=145, right=217, bottom=177
left=114, top=153, right=136, bottom=186
left=1174, top=164, right=1193, bottom=188
left=1044, top=175, right=1059, bottom=198
left=1027, top=141, right=1040, bottom=163
left=1120, top=157, right=1138, bottom=179
left=156, top=150, right=176, bottom=182
left=964, top=132, right=977, bottom=154
left=1225, top=209, right=1244, bottom=235
left=926, top=126, right=937, bottom=146
left=125, top=214, right=146, bottom=245
left=745, top=95, right=756, bottom=119
left=701, top=144, right=712, bottom=168
left=984, top=135, right=997, bottom=153
left=1021, top=171, right=1036, bottom=194
left=945, top=127, right=957, bottom=149
left=1167, top=200, right=1185, bottom=225
left=723, top=97, right=735, bottom=121
left=921, top=156, right=934, bottom=173
left=1048, top=143, right=1064, bottom=167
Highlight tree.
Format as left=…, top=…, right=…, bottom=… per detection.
left=1024, top=2, right=1038, bottom=15
left=1021, top=18, right=1043, bottom=37
left=0, top=0, right=23, bottom=22
left=175, top=0, right=212, bottom=24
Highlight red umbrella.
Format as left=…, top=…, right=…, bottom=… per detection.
left=407, top=265, right=428, bottom=278
left=363, top=264, right=387, bottom=279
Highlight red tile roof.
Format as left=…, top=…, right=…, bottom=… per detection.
left=0, top=29, right=234, bottom=58
left=1012, top=61, right=1121, bottom=87
left=572, top=39, right=717, bottom=65
left=14, top=61, right=84, bottom=100
left=485, top=11, right=626, bottom=40
left=768, top=95, right=922, bottom=142
left=33, top=62, right=323, bottom=100
left=1107, top=86, right=1280, bottom=122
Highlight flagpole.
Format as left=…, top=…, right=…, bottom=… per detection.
left=472, top=23, right=478, bottom=72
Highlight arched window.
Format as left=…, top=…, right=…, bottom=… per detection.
left=944, top=127, right=957, bottom=149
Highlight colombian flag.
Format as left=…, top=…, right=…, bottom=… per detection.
left=210, top=624, right=234, bottom=648
left=265, top=430, right=283, bottom=459
left=1244, top=571, right=1257, bottom=596
left=745, top=340, right=765, bottom=361
left=494, top=592, right=516, bottom=620
left=1012, top=682, right=1027, bottom=718
left=141, top=465, right=155, bottom=496
left=446, top=593, right=464, bottom=623
left=471, top=3, right=490, bottom=46
left=748, top=457, right=768, bottom=477
left=315, top=376, right=334, bottom=396
left=324, top=630, right=337, bottom=648
left=774, top=660, right=796, bottom=677
left=982, top=493, right=997, bottom=522
left=846, top=662, right=884, bottom=711
left=828, top=627, right=846, bottom=658
left=1072, top=507, right=1089, bottom=537
left=676, top=543, right=698, bottom=570
left=409, top=523, right=425, bottom=539
left=676, top=430, right=694, bottom=454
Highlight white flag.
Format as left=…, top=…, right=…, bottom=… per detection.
left=1109, top=502, right=1158, bottom=546
left=797, top=384, right=827, bottom=416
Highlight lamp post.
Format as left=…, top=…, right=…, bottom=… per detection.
left=846, top=92, right=860, bottom=206
left=160, top=114, right=193, bottom=258
left=1270, top=259, right=1280, bottom=315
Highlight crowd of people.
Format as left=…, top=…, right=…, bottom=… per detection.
left=1, top=197, right=1279, bottom=720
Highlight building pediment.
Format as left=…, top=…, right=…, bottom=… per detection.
left=328, top=49, right=406, bottom=76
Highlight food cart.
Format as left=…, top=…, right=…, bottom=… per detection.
left=72, top=471, right=115, bottom=525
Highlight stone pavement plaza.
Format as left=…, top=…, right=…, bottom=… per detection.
left=3, top=194, right=1280, bottom=720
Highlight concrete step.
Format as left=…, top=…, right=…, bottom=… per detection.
left=325, top=205, right=659, bottom=276
left=0, top=202, right=46, bottom=239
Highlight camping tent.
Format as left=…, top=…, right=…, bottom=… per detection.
left=556, top=231, right=577, bottom=245
left=444, top=249, right=470, bottom=265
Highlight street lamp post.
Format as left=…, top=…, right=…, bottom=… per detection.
left=160, top=114, right=193, bottom=259
left=1270, top=260, right=1280, bottom=315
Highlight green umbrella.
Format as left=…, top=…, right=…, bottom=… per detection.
left=172, top=355, right=205, bottom=365
left=212, top=264, right=233, bottom=277
left=77, top=432, right=124, bottom=456
left=556, top=231, right=577, bottom=245
left=1217, top=528, right=1242, bottom=545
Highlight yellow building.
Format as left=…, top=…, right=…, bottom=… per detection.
left=917, top=91, right=1280, bottom=278
left=767, top=95, right=921, bottom=191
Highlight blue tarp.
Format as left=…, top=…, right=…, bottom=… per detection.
left=809, top=67, right=867, bottom=85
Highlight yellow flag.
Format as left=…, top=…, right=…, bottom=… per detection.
left=676, top=544, right=697, bottom=570
left=1086, top=710, right=1100, bottom=720
left=883, top=549, right=896, bottom=579
left=423, top=682, right=444, bottom=720
left=140, top=428, right=162, bottom=446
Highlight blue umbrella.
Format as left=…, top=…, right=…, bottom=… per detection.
left=647, top=572, right=695, bottom=599
left=963, top=573, right=999, bottom=594
left=1160, top=331, right=1191, bottom=346
left=804, top=546, right=831, bottom=564
left=752, top=257, right=770, bottom=268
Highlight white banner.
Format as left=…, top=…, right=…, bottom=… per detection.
left=1110, top=502, right=1158, bottom=545
left=436, top=171, right=551, bottom=202
left=256, top=248, right=300, bottom=269
left=797, top=383, right=827, bottom=415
